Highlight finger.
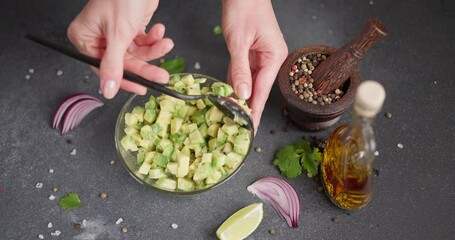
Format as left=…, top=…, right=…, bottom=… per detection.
left=134, top=23, right=165, bottom=46
left=124, top=55, right=170, bottom=84
left=128, top=38, right=174, bottom=61
left=120, top=80, right=147, bottom=95
left=99, top=36, right=133, bottom=99
left=228, top=47, right=252, bottom=100
left=248, top=65, right=279, bottom=130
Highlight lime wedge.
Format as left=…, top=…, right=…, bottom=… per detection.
left=216, top=203, right=263, bottom=240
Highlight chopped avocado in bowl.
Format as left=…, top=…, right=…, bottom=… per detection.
left=115, top=73, right=253, bottom=194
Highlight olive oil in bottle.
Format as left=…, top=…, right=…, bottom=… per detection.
left=321, top=81, right=385, bottom=210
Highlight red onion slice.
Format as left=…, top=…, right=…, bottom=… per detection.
left=53, top=93, right=102, bottom=129
left=247, top=177, right=300, bottom=228
left=61, top=99, right=103, bottom=135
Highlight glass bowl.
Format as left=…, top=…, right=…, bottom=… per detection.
left=115, top=73, right=254, bottom=195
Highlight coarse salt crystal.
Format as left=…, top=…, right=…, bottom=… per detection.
left=25, top=74, right=31, bottom=80
left=49, top=169, right=54, bottom=174
left=36, top=182, right=43, bottom=189
left=312, top=15, right=317, bottom=20
left=48, top=222, right=53, bottom=228
left=397, top=143, right=403, bottom=149
left=369, top=0, right=374, bottom=5
left=374, top=151, right=379, bottom=156
left=116, top=218, right=123, bottom=225
left=56, top=70, right=63, bottom=76
left=50, top=230, right=61, bottom=236
left=70, top=149, right=77, bottom=156
left=49, top=195, right=56, bottom=201
left=82, top=219, right=87, bottom=227
left=38, top=234, right=44, bottom=239
left=171, top=223, right=178, bottom=229
left=194, top=62, right=201, bottom=70
left=29, top=68, right=35, bottom=74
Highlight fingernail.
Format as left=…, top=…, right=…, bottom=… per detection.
left=103, top=80, right=117, bottom=99
left=235, top=82, right=250, bottom=99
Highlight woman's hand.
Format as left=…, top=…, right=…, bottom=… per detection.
left=67, top=0, right=174, bottom=99
left=222, top=0, right=288, bottom=130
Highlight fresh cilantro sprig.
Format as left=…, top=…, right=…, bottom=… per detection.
left=160, top=56, right=186, bottom=74
left=273, top=140, right=322, bottom=178
left=213, top=25, right=222, bottom=36
left=59, top=193, right=81, bottom=211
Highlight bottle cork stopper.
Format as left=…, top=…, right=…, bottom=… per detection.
left=354, top=80, right=386, bottom=117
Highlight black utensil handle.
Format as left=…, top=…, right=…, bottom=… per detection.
left=24, top=34, right=172, bottom=95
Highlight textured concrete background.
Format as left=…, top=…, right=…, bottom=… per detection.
left=0, top=0, right=454, bottom=239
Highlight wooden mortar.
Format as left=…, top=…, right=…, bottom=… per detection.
left=277, top=45, right=361, bottom=131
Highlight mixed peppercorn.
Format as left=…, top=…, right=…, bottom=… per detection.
left=288, top=53, right=344, bottom=105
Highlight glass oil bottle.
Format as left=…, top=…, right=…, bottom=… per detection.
left=321, top=81, right=385, bottom=210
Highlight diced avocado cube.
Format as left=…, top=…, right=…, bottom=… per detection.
left=170, top=118, right=184, bottom=135
left=144, top=151, right=156, bottom=163
left=194, top=146, right=203, bottom=158
left=159, top=99, right=176, bottom=113
left=203, top=98, right=213, bottom=107
left=206, top=106, right=224, bottom=123
left=156, top=177, right=177, bottom=190
left=183, top=123, right=198, bottom=134
left=136, top=148, right=147, bottom=165
left=217, top=128, right=228, bottom=144
left=189, top=130, right=205, bottom=145
left=171, top=148, right=180, bottom=162
left=193, top=163, right=213, bottom=181
left=186, top=106, right=198, bottom=121
left=226, top=152, right=243, bottom=169
left=201, top=153, right=212, bottom=163
left=145, top=95, right=157, bottom=109
left=201, top=86, right=211, bottom=94
left=153, top=153, right=169, bottom=168
left=166, top=162, right=178, bottom=175
left=211, top=151, right=226, bottom=168
left=238, top=127, right=250, bottom=136
left=180, top=146, right=191, bottom=156
left=191, top=108, right=208, bottom=125
left=140, top=125, right=155, bottom=140
left=211, top=82, right=234, bottom=97
left=139, top=139, right=153, bottom=150
left=206, top=170, right=222, bottom=184
left=124, top=126, right=138, bottom=135
left=222, top=142, right=233, bottom=154
left=156, top=110, right=172, bottom=128
left=170, top=133, right=187, bottom=148
left=195, top=77, right=207, bottom=84
left=174, top=105, right=190, bottom=119
left=173, top=81, right=187, bottom=94
left=132, top=106, right=145, bottom=122
left=227, top=134, right=235, bottom=143
left=162, top=145, right=174, bottom=158
left=221, top=122, right=239, bottom=136
left=208, top=138, right=219, bottom=152
left=157, top=124, right=169, bottom=138
left=144, top=109, right=157, bottom=123
left=169, top=75, right=181, bottom=85
left=198, top=123, right=208, bottom=138
left=176, top=152, right=190, bottom=177
left=196, top=99, right=206, bottom=109
left=121, top=135, right=138, bottom=151
left=148, top=168, right=166, bottom=179
left=207, top=123, right=221, bottom=138
left=157, top=138, right=172, bottom=151
left=125, top=113, right=138, bottom=126
left=181, top=74, right=195, bottom=86
left=177, top=178, right=195, bottom=191
left=138, top=162, right=152, bottom=175
left=187, top=83, right=201, bottom=95
left=234, top=134, right=250, bottom=155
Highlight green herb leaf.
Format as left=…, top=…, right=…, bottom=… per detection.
left=213, top=25, right=222, bottom=36
left=294, top=141, right=311, bottom=153
left=160, top=56, right=186, bottom=74
left=273, top=145, right=302, bottom=179
left=301, top=147, right=322, bottom=177
left=59, top=193, right=81, bottom=211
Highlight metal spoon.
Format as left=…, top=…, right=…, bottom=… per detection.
left=25, top=34, right=253, bottom=130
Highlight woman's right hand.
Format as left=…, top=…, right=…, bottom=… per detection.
left=67, top=0, right=174, bottom=99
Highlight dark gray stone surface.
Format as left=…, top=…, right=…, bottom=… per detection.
left=1, top=0, right=454, bottom=239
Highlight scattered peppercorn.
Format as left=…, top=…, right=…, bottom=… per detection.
left=317, top=186, right=324, bottom=193
left=74, top=223, right=81, bottom=229
left=110, top=160, right=116, bottom=165
left=66, top=139, right=72, bottom=144
left=52, top=187, right=58, bottom=193
left=269, top=228, right=276, bottom=235
left=385, top=112, right=392, bottom=119
left=255, top=147, right=262, bottom=153
left=99, top=192, right=108, bottom=199
left=373, top=169, right=380, bottom=177
left=282, top=127, right=289, bottom=133
left=331, top=217, right=339, bottom=223
left=270, top=129, right=275, bottom=135
left=122, top=227, right=128, bottom=233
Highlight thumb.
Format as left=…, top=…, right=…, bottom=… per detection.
left=229, top=49, right=252, bottom=100
left=100, top=37, right=130, bottom=99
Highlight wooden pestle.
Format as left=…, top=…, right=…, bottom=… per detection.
left=312, top=18, right=388, bottom=94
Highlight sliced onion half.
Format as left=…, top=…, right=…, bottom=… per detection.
left=53, top=94, right=103, bottom=135
left=247, top=176, right=300, bottom=228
